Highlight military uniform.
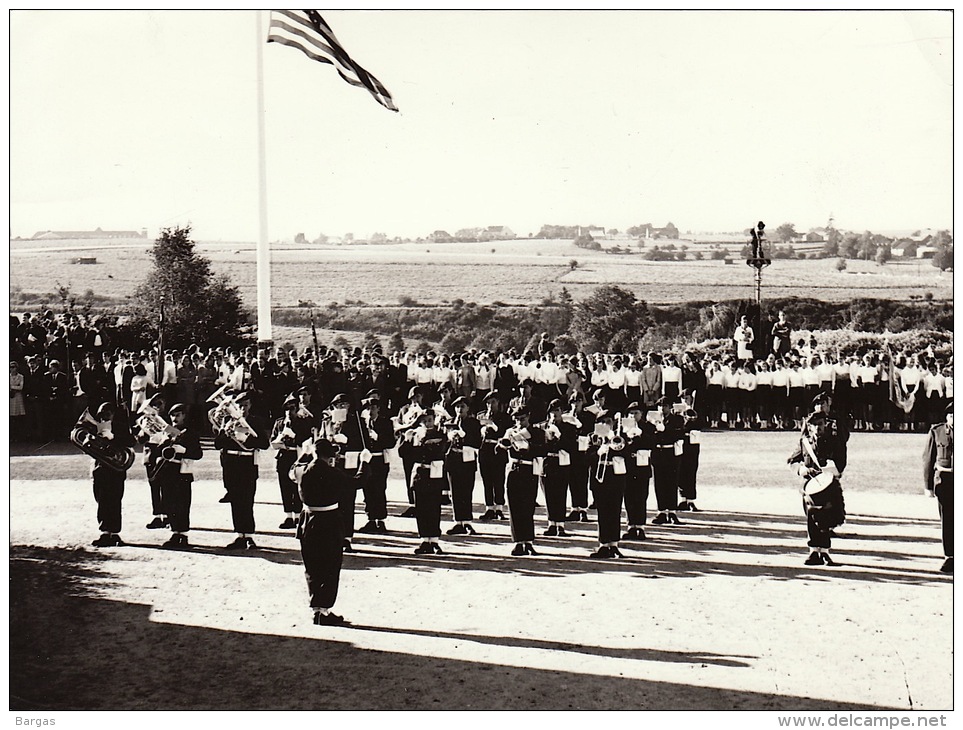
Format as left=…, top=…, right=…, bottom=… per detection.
left=923, top=412, right=953, bottom=573
left=270, top=399, right=314, bottom=529
left=541, top=402, right=578, bottom=536
left=409, top=416, right=449, bottom=554
left=477, top=396, right=512, bottom=521
left=788, top=412, right=847, bottom=565
left=156, top=406, right=203, bottom=548
left=621, top=406, right=654, bottom=539
left=357, top=396, right=396, bottom=533
left=445, top=398, right=483, bottom=534
left=650, top=401, right=685, bottom=525
left=81, top=405, right=134, bottom=547
left=589, top=413, right=628, bottom=558
left=501, top=410, right=547, bottom=555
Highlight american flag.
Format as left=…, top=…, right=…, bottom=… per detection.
left=267, top=10, right=398, bottom=112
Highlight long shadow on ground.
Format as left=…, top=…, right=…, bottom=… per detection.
left=11, top=546, right=896, bottom=711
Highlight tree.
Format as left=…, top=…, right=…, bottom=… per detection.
left=835, top=257, right=847, bottom=272
left=568, top=285, right=653, bottom=352
left=932, top=243, right=954, bottom=272
left=875, top=244, right=892, bottom=266
left=823, top=227, right=841, bottom=257
left=569, top=259, right=579, bottom=271
left=313, top=232, right=329, bottom=245
left=776, top=223, right=798, bottom=243
left=387, top=331, right=405, bottom=353
left=129, top=225, right=250, bottom=348
left=294, top=232, right=307, bottom=244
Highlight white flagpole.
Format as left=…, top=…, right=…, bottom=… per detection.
left=255, top=10, right=272, bottom=346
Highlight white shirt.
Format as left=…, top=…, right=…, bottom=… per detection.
left=607, top=368, right=626, bottom=389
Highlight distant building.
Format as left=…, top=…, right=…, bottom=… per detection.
left=31, top=226, right=147, bottom=240
left=480, top=225, right=515, bottom=241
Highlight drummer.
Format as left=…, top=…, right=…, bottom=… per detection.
left=788, top=411, right=848, bottom=566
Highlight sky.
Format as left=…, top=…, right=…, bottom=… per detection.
left=9, top=9, right=954, bottom=242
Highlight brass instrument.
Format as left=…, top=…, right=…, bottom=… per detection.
left=134, top=401, right=173, bottom=442
left=591, top=416, right=626, bottom=481
left=70, top=410, right=135, bottom=472
left=392, top=402, right=424, bottom=435
left=207, top=384, right=256, bottom=442
left=496, top=426, right=531, bottom=452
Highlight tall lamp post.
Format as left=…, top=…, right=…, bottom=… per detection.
left=745, top=221, right=771, bottom=352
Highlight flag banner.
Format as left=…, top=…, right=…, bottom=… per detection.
left=267, top=10, right=398, bottom=112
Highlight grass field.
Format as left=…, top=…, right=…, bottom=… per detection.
left=9, top=236, right=952, bottom=309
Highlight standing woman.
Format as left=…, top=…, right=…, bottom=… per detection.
left=769, top=358, right=790, bottom=430
left=723, top=359, right=742, bottom=429
left=624, top=357, right=643, bottom=409
left=704, top=357, right=725, bottom=429
left=755, top=360, right=773, bottom=429
left=738, top=361, right=758, bottom=429
left=661, top=353, right=683, bottom=403
left=10, top=361, right=26, bottom=439
left=130, top=363, right=149, bottom=414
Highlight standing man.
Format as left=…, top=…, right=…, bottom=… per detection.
left=445, top=396, right=483, bottom=536
left=771, top=310, right=792, bottom=358
left=541, top=398, right=576, bottom=537
left=357, top=392, right=396, bottom=535
left=157, top=403, right=203, bottom=549
left=500, top=407, right=547, bottom=556
left=923, top=403, right=953, bottom=574
left=788, top=411, right=847, bottom=566
left=621, top=402, right=653, bottom=541
left=588, top=412, right=628, bottom=559
left=650, top=397, right=685, bottom=526
left=477, top=392, right=511, bottom=522
left=291, top=438, right=363, bottom=626
left=408, top=410, right=449, bottom=555
left=78, top=402, right=134, bottom=548
left=270, top=394, right=308, bottom=530
left=214, top=392, right=270, bottom=549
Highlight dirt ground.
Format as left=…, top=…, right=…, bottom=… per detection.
left=8, top=431, right=953, bottom=712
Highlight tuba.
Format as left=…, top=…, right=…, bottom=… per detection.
left=70, top=411, right=135, bottom=472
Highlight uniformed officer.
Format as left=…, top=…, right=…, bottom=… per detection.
left=923, top=402, right=953, bottom=574
left=445, top=396, right=483, bottom=535
left=394, top=387, right=425, bottom=518
left=324, top=392, right=368, bottom=553
left=788, top=411, right=847, bottom=566
left=565, top=390, right=596, bottom=523
left=157, top=403, right=203, bottom=548
left=650, top=396, right=685, bottom=525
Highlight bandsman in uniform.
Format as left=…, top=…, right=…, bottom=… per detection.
left=677, top=401, right=703, bottom=512
left=541, top=398, right=577, bottom=537
left=214, top=391, right=270, bottom=549
left=357, top=391, right=396, bottom=535
left=394, top=387, right=426, bottom=518
left=499, top=406, right=547, bottom=556
left=157, top=403, right=203, bottom=548
left=407, top=410, right=449, bottom=554
left=588, top=411, right=628, bottom=558
left=650, top=396, right=685, bottom=525
left=923, top=402, right=953, bottom=574
left=565, top=389, right=596, bottom=523
left=80, top=402, right=134, bottom=547
left=291, top=437, right=367, bottom=626
left=621, top=402, right=653, bottom=541
left=477, top=392, right=512, bottom=521
left=445, top=396, right=483, bottom=536
left=788, top=410, right=847, bottom=566
left=135, top=393, right=172, bottom=530
left=270, top=394, right=312, bottom=530
left=324, top=392, right=368, bottom=553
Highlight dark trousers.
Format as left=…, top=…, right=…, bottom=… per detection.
left=148, top=472, right=165, bottom=516
left=447, top=457, right=476, bottom=522
left=507, top=464, right=538, bottom=543
left=402, top=453, right=416, bottom=505
left=679, top=442, right=701, bottom=502
left=804, top=497, right=832, bottom=549
left=568, top=457, right=590, bottom=509
left=542, top=458, right=569, bottom=522
left=298, top=510, right=344, bottom=609
left=936, top=475, right=954, bottom=557
left=162, top=474, right=193, bottom=533
left=479, top=445, right=507, bottom=507
left=337, top=462, right=363, bottom=540
left=624, top=465, right=651, bottom=526
left=413, top=467, right=444, bottom=538
left=591, top=473, right=625, bottom=544
left=276, top=450, right=302, bottom=514
left=362, top=456, right=389, bottom=521
left=93, top=467, right=125, bottom=534
left=652, top=448, right=680, bottom=511
left=221, top=453, right=258, bottom=535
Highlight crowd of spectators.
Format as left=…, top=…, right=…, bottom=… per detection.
left=9, top=311, right=952, bottom=444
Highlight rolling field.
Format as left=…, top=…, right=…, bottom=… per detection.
left=9, top=236, right=952, bottom=309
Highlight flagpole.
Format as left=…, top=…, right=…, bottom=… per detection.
left=255, top=10, right=273, bottom=348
